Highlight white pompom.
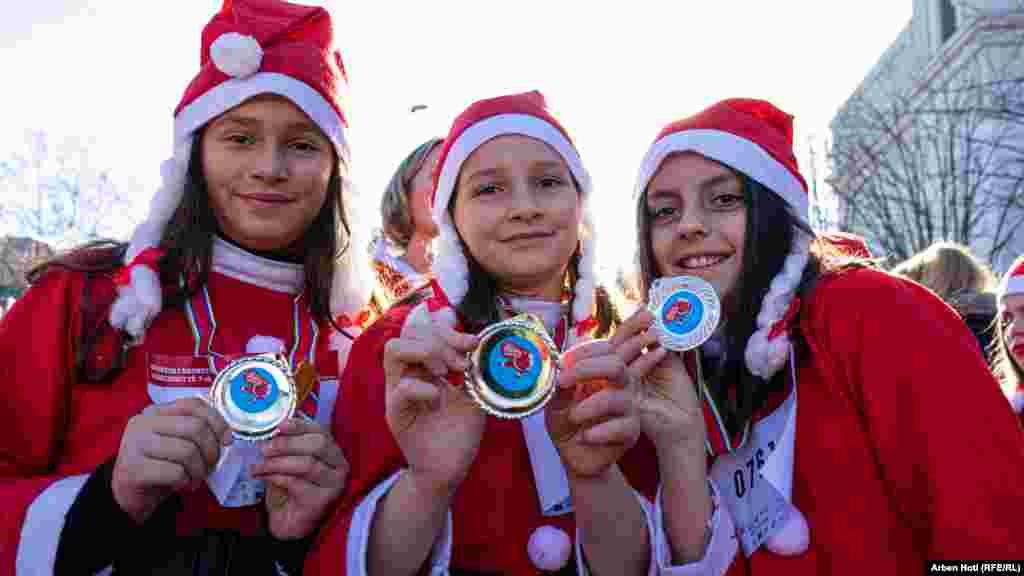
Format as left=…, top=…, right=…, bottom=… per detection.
left=210, top=33, right=263, bottom=78
left=765, top=505, right=810, bottom=556
left=246, top=336, right=285, bottom=355
left=432, top=227, right=469, bottom=307
left=527, top=526, right=572, bottom=572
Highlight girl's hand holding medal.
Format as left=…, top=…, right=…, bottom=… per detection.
left=383, top=304, right=484, bottom=499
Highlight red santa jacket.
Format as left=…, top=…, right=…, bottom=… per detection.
left=0, top=243, right=344, bottom=575
left=673, top=267, right=1024, bottom=575
left=305, top=300, right=663, bottom=575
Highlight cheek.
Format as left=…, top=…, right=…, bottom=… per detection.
left=649, top=227, right=674, bottom=274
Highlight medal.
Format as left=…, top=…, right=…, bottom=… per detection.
left=465, top=313, right=561, bottom=419
left=208, top=353, right=298, bottom=441
left=647, top=275, right=721, bottom=351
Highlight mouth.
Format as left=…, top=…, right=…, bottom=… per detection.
left=236, top=192, right=295, bottom=205
left=674, top=253, right=730, bottom=270
left=502, top=230, right=555, bottom=243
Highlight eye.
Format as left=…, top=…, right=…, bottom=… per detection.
left=289, top=140, right=321, bottom=154
left=710, top=193, right=744, bottom=210
left=225, top=133, right=257, bottom=146
left=537, top=176, right=567, bottom=189
left=647, top=205, right=678, bottom=223
left=474, top=183, right=501, bottom=197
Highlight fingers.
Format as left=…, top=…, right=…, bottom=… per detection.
left=149, top=416, right=223, bottom=471
left=627, top=346, right=670, bottom=384
left=384, top=335, right=471, bottom=381
left=132, top=458, right=193, bottom=493
left=262, top=420, right=347, bottom=470
left=570, top=388, right=633, bottom=426
left=581, top=416, right=640, bottom=446
left=141, top=436, right=211, bottom=488
left=607, top=308, right=656, bottom=349
left=616, top=330, right=660, bottom=367
left=154, top=397, right=233, bottom=446
left=559, top=355, right=626, bottom=390
left=253, top=455, right=341, bottom=488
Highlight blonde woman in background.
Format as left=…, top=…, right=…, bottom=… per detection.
left=891, top=241, right=999, bottom=353
left=993, top=255, right=1024, bottom=423
left=371, top=137, right=443, bottom=302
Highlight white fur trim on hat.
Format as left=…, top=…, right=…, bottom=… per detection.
left=174, top=72, right=349, bottom=162
left=430, top=113, right=597, bottom=327
left=999, top=276, right=1024, bottom=304
left=634, top=129, right=808, bottom=224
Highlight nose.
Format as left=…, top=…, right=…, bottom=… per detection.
left=251, top=144, right=288, bottom=184
left=675, top=205, right=707, bottom=240
left=507, top=178, right=543, bottom=222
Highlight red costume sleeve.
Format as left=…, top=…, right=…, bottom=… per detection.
left=305, top=307, right=411, bottom=575
left=806, top=268, right=1023, bottom=557
left=0, top=269, right=89, bottom=574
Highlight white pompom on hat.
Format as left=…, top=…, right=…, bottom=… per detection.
left=634, top=98, right=812, bottom=380
left=110, top=0, right=371, bottom=341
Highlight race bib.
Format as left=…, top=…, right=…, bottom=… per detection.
left=710, top=382, right=797, bottom=557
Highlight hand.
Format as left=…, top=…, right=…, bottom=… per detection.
left=112, top=397, right=233, bottom=524
left=626, top=310, right=707, bottom=451
left=251, top=418, right=348, bottom=540
left=384, top=305, right=484, bottom=499
left=546, top=312, right=661, bottom=478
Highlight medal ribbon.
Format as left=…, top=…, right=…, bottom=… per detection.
left=687, top=349, right=751, bottom=458
left=183, top=278, right=318, bottom=382
left=496, top=294, right=569, bottom=352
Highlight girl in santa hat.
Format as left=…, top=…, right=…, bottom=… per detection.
left=306, top=90, right=676, bottom=575
left=0, top=1, right=373, bottom=573
left=372, top=137, right=444, bottom=303
left=993, top=255, right=1024, bottom=421
left=629, top=98, right=1024, bottom=574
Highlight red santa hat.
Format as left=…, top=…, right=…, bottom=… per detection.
left=428, top=91, right=598, bottom=335
left=110, top=0, right=371, bottom=339
left=998, top=256, right=1024, bottom=306
left=634, top=98, right=813, bottom=380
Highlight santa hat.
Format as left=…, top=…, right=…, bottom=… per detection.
left=998, top=256, right=1024, bottom=306
left=634, top=98, right=813, bottom=380
left=428, top=91, right=598, bottom=338
left=110, top=0, right=372, bottom=339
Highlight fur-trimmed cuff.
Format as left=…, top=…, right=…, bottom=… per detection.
left=653, top=481, right=738, bottom=575
left=346, top=470, right=453, bottom=576
left=575, top=489, right=657, bottom=576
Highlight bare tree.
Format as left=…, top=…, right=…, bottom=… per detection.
left=0, top=130, right=135, bottom=249
left=829, top=4, right=1024, bottom=267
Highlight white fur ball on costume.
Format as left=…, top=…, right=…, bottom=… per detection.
left=527, top=526, right=572, bottom=572
left=210, top=33, right=263, bottom=78
left=245, top=336, right=285, bottom=355
left=765, top=505, right=810, bottom=556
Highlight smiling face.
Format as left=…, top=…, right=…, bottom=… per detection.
left=201, top=94, right=335, bottom=253
left=451, top=135, right=581, bottom=300
left=1004, top=293, right=1024, bottom=367
left=645, top=152, right=747, bottom=306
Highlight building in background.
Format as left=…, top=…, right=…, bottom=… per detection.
left=830, top=0, right=1024, bottom=272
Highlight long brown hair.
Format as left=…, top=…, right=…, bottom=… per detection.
left=634, top=163, right=857, bottom=435
left=29, top=128, right=357, bottom=379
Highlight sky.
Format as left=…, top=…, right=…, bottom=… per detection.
left=0, top=0, right=912, bottom=280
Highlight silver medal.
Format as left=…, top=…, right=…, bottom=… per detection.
left=647, top=275, right=721, bottom=351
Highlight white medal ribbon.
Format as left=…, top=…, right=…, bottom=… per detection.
left=709, top=347, right=800, bottom=557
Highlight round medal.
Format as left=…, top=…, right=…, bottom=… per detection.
left=208, top=353, right=297, bottom=441
left=465, top=314, right=560, bottom=419
left=648, top=275, right=721, bottom=351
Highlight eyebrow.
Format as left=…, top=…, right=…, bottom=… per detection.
left=211, top=115, right=320, bottom=135
left=648, top=173, right=739, bottom=201
left=464, top=167, right=503, bottom=184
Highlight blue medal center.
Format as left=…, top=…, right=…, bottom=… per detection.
left=486, top=335, right=542, bottom=397
left=661, top=291, right=704, bottom=335
left=229, top=367, right=279, bottom=414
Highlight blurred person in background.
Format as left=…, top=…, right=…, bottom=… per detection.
left=993, top=255, right=1024, bottom=424
left=891, top=241, right=998, bottom=354
left=371, top=137, right=443, bottom=303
